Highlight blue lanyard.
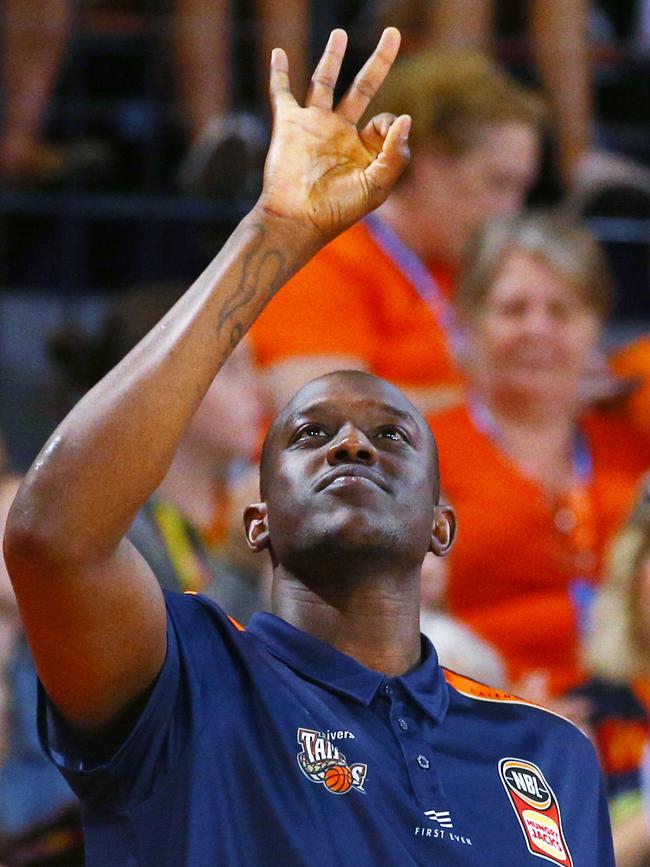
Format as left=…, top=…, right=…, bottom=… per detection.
left=363, top=213, right=466, bottom=359
left=468, top=398, right=593, bottom=484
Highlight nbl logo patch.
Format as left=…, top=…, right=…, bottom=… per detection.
left=296, top=728, right=367, bottom=795
left=499, top=758, right=573, bottom=866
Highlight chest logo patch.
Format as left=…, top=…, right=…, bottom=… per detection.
left=296, top=727, right=367, bottom=794
left=499, top=758, right=573, bottom=866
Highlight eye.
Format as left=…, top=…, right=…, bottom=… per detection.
left=376, top=426, right=409, bottom=443
left=293, top=423, right=329, bottom=443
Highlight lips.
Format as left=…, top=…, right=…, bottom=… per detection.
left=314, top=465, right=390, bottom=493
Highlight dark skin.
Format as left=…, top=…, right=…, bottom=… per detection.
left=2, top=28, right=418, bottom=736
left=246, top=370, right=455, bottom=676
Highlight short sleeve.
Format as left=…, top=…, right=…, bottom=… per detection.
left=37, top=591, right=237, bottom=811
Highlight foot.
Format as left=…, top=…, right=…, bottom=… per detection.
left=178, top=112, right=268, bottom=199
left=565, top=149, right=650, bottom=214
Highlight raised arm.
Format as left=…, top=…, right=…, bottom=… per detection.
left=3, top=28, right=410, bottom=733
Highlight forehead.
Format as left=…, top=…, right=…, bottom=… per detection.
left=489, top=250, right=578, bottom=302
left=282, top=374, right=420, bottom=426
left=469, top=122, right=538, bottom=160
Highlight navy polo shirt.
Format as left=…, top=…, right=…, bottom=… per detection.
left=39, top=591, right=614, bottom=866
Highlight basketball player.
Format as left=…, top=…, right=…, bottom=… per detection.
left=4, top=28, right=614, bottom=866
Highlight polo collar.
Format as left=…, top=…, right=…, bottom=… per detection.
left=247, top=612, right=449, bottom=724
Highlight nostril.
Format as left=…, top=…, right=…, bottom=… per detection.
left=334, top=449, right=349, bottom=461
left=356, top=449, right=372, bottom=461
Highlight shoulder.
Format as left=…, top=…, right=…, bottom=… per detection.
left=611, top=335, right=650, bottom=372
left=443, top=668, right=591, bottom=743
left=582, top=410, right=650, bottom=468
left=164, top=590, right=248, bottom=661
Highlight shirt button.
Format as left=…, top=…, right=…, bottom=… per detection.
left=417, top=754, right=430, bottom=770
left=397, top=717, right=409, bottom=731
left=383, top=682, right=391, bottom=697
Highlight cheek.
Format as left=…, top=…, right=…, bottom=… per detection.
left=472, top=318, right=516, bottom=364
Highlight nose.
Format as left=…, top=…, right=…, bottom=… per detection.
left=523, top=306, right=555, bottom=337
left=326, top=426, right=378, bottom=466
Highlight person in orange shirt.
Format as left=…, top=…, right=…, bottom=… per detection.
left=249, top=49, right=545, bottom=416
left=427, top=212, right=650, bottom=697
left=609, top=336, right=650, bottom=439
left=575, top=475, right=650, bottom=866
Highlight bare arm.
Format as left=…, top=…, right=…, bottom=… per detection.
left=3, top=29, right=410, bottom=733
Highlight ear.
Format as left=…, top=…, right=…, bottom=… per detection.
left=429, top=504, right=456, bottom=557
left=243, top=502, right=271, bottom=553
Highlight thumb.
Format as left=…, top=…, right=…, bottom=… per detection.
left=364, top=114, right=411, bottom=209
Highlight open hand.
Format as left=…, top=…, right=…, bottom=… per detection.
left=258, top=28, right=411, bottom=246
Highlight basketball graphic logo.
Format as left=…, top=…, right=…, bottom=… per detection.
left=324, top=765, right=353, bottom=793
left=297, top=728, right=367, bottom=795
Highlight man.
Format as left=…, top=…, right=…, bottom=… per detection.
left=4, top=28, right=613, bottom=866
left=247, top=48, right=545, bottom=415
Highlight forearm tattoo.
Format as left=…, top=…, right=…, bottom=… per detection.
left=216, top=223, right=288, bottom=354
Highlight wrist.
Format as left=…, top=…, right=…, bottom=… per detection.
left=247, top=200, right=324, bottom=265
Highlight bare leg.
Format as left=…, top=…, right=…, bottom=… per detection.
left=530, top=0, right=591, bottom=187
left=173, top=0, right=232, bottom=140
left=0, top=0, right=72, bottom=177
left=427, top=0, right=494, bottom=50
left=256, top=0, right=310, bottom=105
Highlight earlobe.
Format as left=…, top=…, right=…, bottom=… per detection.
left=243, top=502, right=271, bottom=553
left=429, top=504, right=456, bottom=557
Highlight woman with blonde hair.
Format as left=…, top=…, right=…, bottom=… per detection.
left=575, top=478, right=650, bottom=866
left=427, top=211, right=650, bottom=697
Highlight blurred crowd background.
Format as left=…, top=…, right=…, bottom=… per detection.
left=0, top=0, right=649, bottom=865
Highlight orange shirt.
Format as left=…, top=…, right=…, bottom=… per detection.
left=610, top=335, right=650, bottom=438
left=427, top=404, right=650, bottom=695
left=248, top=219, right=463, bottom=390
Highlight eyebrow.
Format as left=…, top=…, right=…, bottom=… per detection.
left=285, top=400, right=419, bottom=429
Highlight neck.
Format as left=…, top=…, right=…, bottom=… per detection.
left=157, top=437, right=227, bottom=529
left=479, top=388, right=580, bottom=489
left=271, top=565, right=423, bottom=677
left=484, top=385, right=579, bottom=429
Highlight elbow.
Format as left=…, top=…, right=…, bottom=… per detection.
left=3, top=485, right=75, bottom=578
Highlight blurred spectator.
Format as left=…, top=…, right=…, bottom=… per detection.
left=248, top=49, right=545, bottom=415
left=609, top=335, right=650, bottom=439
left=175, top=0, right=308, bottom=196
left=0, top=282, right=266, bottom=864
left=0, top=440, right=83, bottom=865
left=49, top=282, right=268, bottom=621
left=0, top=0, right=308, bottom=194
left=375, top=0, right=650, bottom=211
left=427, top=211, right=650, bottom=696
left=419, top=552, right=507, bottom=687
left=573, top=475, right=650, bottom=866
left=0, top=0, right=74, bottom=185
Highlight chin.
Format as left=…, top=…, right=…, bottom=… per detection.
left=281, top=514, right=410, bottom=575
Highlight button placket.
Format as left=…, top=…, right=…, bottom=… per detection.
left=382, top=683, right=447, bottom=807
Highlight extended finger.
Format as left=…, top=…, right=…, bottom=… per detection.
left=269, top=47, right=297, bottom=115
left=336, top=27, right=401, bottom=125
left=305, top=29, right=348, bottom=111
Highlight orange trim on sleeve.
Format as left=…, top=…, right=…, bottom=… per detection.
left=443, top=669, right=532, bottom=704
left=228, top=615, right=246, bottom=632
left=183, top=592, right=245, bottom=632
